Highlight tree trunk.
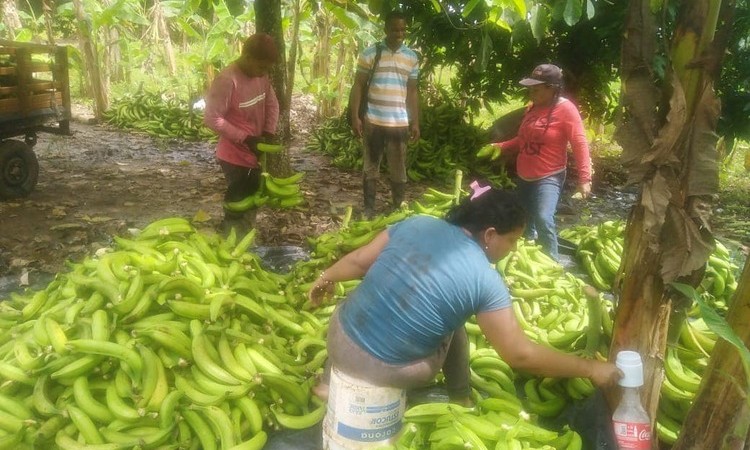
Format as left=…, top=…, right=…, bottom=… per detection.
left=312, top=9, right=332, bottom=118
left=284, top=0, right=301, bottom=115
left=674, top=257, right=750, bottom=449
left=332, top=37, right=353, bottom=117
left=72, top=0, right=108, bottom=119
left=610, top=206, right=672, bottom=419
left=612, top=1, right=730, bottom=447
left=152, top=0, right=176, bottom=76
left=1, top=0, right=21, bottom=38
left=100, top=0, right=123, bottom=83
left=254, top=0, right=290, bottom=175
left=42, top=0, right=55, bottom=44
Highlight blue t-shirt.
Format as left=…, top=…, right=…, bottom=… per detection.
left=338, top=216, right=511, bottom=364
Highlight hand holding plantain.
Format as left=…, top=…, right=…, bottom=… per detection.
left=244, top=135, right=261, bottom=157
left=308, top=275, right=335, bottom=306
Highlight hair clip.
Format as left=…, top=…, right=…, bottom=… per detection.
left=469, top=180, right=491, bottom=200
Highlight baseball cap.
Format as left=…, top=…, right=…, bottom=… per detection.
left=519, top=64, right=563, bottom=87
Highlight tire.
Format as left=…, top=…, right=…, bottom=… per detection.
left=0, top=139, right=39, bottom=199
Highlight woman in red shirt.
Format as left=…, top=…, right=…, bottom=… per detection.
left=491, top=64, right=592, bottom=260
left=204, top=33, right=280, bottom=234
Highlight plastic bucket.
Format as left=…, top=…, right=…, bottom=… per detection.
left=322, top=366, right=406, bottom=449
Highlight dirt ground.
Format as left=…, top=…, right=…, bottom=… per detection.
left=0, top=97, right=646, bottom=290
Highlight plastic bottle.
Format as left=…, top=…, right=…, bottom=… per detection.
left=612, top=351, right=652, bottom=449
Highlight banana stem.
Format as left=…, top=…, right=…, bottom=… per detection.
left=453, top=169, right=464, bottom=205
left=584, top=285, right=602, bottom=356
left=341, top=206, right=353, bottom=230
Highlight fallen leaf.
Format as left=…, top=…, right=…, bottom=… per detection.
left=86, top=216, right=115, bottom=223
left=193, top=210, right=212, bottom=223
left=10, top=258, right=33, bottom=269
left=19, top=271, right=29, bottom=286
left=50, top=208, right=67, bottom=218
left=50, top=223, right=85, bottom=231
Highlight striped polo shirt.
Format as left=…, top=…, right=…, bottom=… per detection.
left=357, top=42, right=419, bottom=128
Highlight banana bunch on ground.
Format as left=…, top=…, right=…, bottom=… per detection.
left=411, top=171, right=466, bottom=218
left=404, top=99, right=510, bottom=186
left=223, top=171, right=306, bottom=213
left=557, top=223, right=739, bottom=446
left=305, top=116, right=363, bottom=170
left=398, top=398, right=584, bottom=449
left=560, top=223, right=740, bottom=311
left=261, top=171, right=305, bottom=208
left=307, top=92, right=513, bottom=186
left=655, top=346, right=700, bottom=444
left=455, top=238, right=610, bottom=424
left=465, top=348, right=518, bottom=400
left=4, top=178, right=730, bottom=448
left=495, top=239, right=613, bottom=356
left=302, top=174, right=466, bottom=270
left=410, top=187, right=462, bottom=217
left=559, top=220, right=625, bottom=292
left=103, top=90, right=215, bottom=141
left=470, top=347, right=596, bottom=421
left=655, top=320, right=717, bottom=446
left=522, top=377, right=595, bottom=419
left=696, top=240, right=739, bottom=311
left=0, top=217, right=335, bottom=448
left=307, top=208, right=411, bottom=260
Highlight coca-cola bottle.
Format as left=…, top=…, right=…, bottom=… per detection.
left=612, top=351, right=652, bottom=449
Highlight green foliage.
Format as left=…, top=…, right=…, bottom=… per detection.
left=715, top=141, right=750, bottom=244
left=384, top=0, right=625, bottom=122
left=716, top=5, right=750, bottom=145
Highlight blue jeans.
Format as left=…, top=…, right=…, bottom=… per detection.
left=516, top=171, right=566, bottom=261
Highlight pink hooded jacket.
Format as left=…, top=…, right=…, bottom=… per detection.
left=204, top=63, right=279, bottom=168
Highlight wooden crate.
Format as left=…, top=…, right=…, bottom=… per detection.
left=0, top=39, right=71, bottom=135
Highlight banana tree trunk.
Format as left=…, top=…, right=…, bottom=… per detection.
left=674, top=257, right=750, bottom=449
left=612, top=0, right=729, bottom=444
left=312, top=8, right=332, bottom=118
left=285, top=0, right=301, bottom=115
left=152, top=0, right=176, bottom=76
left=72, top=0, right=108, bottom=119
left=101, top=0, right=120, bottom=83
left=1, top=0, right=21, bottom=37
left=42, top=0, right=55, bottom=44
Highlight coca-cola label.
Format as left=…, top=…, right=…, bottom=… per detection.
left=613, top=420, right=652, bottom=449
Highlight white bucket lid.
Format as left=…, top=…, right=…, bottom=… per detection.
left=616, top=350, right=644, bottom=387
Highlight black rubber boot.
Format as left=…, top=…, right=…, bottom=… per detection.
left=363, top=179, right=377, bottom=219
left=243, top=208, right=258, bottom=230
left=219, top=215, right=246, bottom=237
left=391, top=182, right=406, bottom=211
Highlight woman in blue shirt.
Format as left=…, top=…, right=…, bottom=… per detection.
left=309, top=185, right=619, bottom=404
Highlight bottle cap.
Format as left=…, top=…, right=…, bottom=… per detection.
left=616, top=350, right=644, bottom=387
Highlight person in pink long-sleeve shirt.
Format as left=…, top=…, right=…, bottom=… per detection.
left=490, top=64, right=592, bottom=260
left=204, top=33, right=280, bottom=233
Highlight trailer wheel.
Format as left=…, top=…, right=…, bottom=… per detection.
left=0, top=140, right=39, bottom=199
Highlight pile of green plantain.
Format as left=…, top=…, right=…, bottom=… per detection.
left=306, top=91, right=514, bottom=187
left=0, top=173, right=739, bottom=448
left=559, top=221, right=739, bottom=445
left=103, top=90, right=216, bottom=141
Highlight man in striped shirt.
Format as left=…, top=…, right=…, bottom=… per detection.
left=350, top=10, right=420, bottom=218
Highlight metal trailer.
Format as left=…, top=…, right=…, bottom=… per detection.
left=0, top=39, right=71, bottom=199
